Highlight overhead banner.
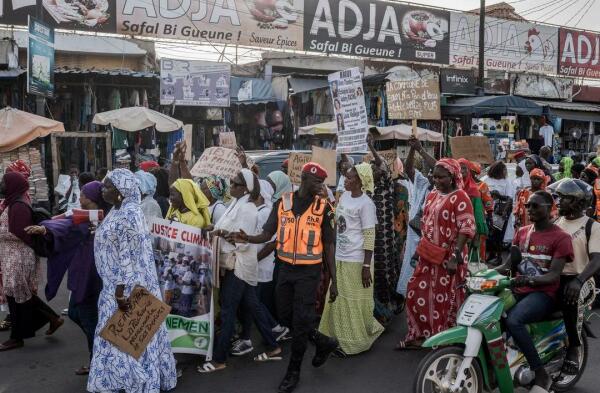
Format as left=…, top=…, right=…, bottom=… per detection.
left=160, top=59, right=230, bottom=107
left=511, top=74, right=573, bottom=100
left=558, top=29, right=600, bottom=79
left=150, top=218, right=215, bottom=356
left=440, top=69, right=475, bottom=96
left=304, top=0, right=450, bottom=63
left=450, top=13, right=558, bottom=74
left=27, top=16, right=54, bottom=98
left=329, top=67, right=369, bottom=153
left=0, top=0, right=116, bottom=32
left=386, top=79, right=441, bottom=120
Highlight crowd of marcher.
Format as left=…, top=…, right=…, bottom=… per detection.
left=1, top=135, right=600, bottom=393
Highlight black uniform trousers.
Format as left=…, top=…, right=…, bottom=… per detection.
left=276, top=262, right=322, bottom=371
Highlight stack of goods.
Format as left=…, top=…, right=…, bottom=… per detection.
left=0, top=146, right=49, bottom=203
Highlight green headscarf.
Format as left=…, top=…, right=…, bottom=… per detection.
left=554, top=157, right=574, bottom=181
left=267, top=170, right=293, bottom=201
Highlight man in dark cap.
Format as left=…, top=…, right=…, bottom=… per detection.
left=230, top=162, right=338, bottom=393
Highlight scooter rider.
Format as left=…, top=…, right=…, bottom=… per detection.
left=496, top=190, right=574, bottom=393
left=552, top=179, right=600, bottom=375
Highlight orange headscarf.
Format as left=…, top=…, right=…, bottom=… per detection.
left=530, top=168, right=549, bottom=189
left=458, top=158, right=481, bottom=198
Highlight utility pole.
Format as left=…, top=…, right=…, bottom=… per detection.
left=478, top=0, right=485, bottom=95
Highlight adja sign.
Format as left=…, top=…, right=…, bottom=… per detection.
left=558, top=29, right=600, bottom=79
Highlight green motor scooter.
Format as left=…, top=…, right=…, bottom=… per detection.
left=413, top=268, right=596, bottom=393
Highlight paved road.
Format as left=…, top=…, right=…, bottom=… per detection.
left=2, top=268, right=600, bottom=393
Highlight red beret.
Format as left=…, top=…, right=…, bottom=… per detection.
left=302, top=162, right=328, bottom=180
left=282, top=159, right=289, bottom=166
left=513, top=151, right=527, bottom=160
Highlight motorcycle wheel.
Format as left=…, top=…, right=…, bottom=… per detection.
left=552, top=331, right=588, bottom=392
left=413, top=346, right=483, bottom=393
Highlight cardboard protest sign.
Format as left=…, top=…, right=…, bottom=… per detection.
left=190, top=147, right=253, bottom=179
left=363, top=149, right=401, bottom=178
left=288, top=152, right=312, bottom=185
left=150, top=217, right=215, bottom=356
left=100, top=286, right=171, bottom=359
left=450, top=136, right=494, bottom=164
left=218, top=132, right=237, bottom=149
left=387, top=79, right=441, bottom=120
left=311, top=146, right=337, bottom=187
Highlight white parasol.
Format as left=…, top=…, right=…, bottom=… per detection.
left=93, top=106, right=183, bottom=132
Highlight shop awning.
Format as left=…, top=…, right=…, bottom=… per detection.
left=533, top=100, right=600, bottom=122
left=0, top=107, right=64, bottom=152
left=289, top=78, right=329, bottom=94
left=93, top=107, right=183, bottom=132
left=0, top=69, right=26, bottom=79
left=230, top=77, right=277, bottom=105
left=298, top=121, right=337, bottom=136
left=372, top=124, right=444, bottom=142
left=442, top=95, right=543, bottom=116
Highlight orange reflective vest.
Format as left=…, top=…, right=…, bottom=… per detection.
left=276, top=192, right=327, bottom=265
left=595, top=179, right=600, bottom=222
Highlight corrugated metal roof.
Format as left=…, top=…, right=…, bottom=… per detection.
left=534, top=100, right=600, bottom=112
left=54, top=67, right=158, bottom=78
left=6, top=30, right=147, bottom=56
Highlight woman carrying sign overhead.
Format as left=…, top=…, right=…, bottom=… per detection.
left=87, top=169, right=177, bottom=393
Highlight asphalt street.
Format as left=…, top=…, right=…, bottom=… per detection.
left=1, top=264, right=600, bottom=393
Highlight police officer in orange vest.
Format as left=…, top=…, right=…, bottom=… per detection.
left=230, top=162, right=338, bottom=393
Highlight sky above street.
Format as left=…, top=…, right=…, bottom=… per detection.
left=157, top=0, right=600, bottom=62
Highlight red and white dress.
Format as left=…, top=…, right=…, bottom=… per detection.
left=404, top=189, right=475, bottom=342
left=0, top=206, right=38, bottom=304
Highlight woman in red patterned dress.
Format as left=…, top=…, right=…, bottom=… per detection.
left=396, top=159, right=476, bottom=349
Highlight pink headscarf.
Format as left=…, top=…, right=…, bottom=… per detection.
left=436, top=158, right=464, bottom=190
left=457, top=158, right=481, bottom=198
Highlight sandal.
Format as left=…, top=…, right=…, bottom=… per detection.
left=197, top=362, right=226, bottom=374
left=75, top=366, right=90, bottom=376
left=45, top=318, right=64, bottom=336
left=0, top=319, right=10, bottom=332
left=395, top=340, right=423, bottom=350
left=254, top=350, right=283, bottom=362
left=561, top=358, right=579, bottom=375
left=0, top=339, right=24, bottom=352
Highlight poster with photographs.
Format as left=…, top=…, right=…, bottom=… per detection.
left=329, top=67, right=369, bottom=153
left=160, top=59, right=230, bottom=107
left=150, top=218, right=215, bottom=357
left=27, top=17, right=54, bottom=97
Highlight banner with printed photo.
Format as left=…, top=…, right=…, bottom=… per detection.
left=0, top=0, right=116, bottom=32
left=160, top=59, right=230, bottom=107
left=329, top=67, right=369, bottom=153
left=449, top=12, right=558, bottom=74
left=27, top=17, right=54, bottom=97
left=304, top=0, right=450, bottom=63
left=150, top=218, right=215, bottom=357
left=117, top=0, right=303, bottom=49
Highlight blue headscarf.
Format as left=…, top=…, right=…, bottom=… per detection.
left=135, top=170, right=157, bottom=197
left=267, top=170, right=292, bottom=201
left=106, top=168, right=141, bottom=205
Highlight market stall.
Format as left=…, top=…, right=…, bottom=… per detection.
left=0, top=107, right=65, bottom=205
left=442, top=95, right=543, bottom=158
left=93, top=106, right=184, bottom=166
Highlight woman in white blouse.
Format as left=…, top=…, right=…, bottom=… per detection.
left=199, top=169, right=281, bottom=373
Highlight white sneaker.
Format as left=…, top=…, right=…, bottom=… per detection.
left=230, top=339, right=253, bottom=356
left=273, top=326, right=291, bottom=342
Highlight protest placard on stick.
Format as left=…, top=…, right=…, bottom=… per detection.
left=450, top=136, right=494, bottom=164
left=190, top=147, right=254, bottom=179
left=288, top=152, right=312, bottom=185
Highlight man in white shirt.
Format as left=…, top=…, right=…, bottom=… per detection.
left=539, top=116, right=555, bottom=152
left=554, top=179, right=600, bottom=375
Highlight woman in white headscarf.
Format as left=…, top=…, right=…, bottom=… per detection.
left=88, top=168, right=177, bottom=393
left=135, top=170, right=163, bottom=222
left=199, top=169, right=281, bottom=373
